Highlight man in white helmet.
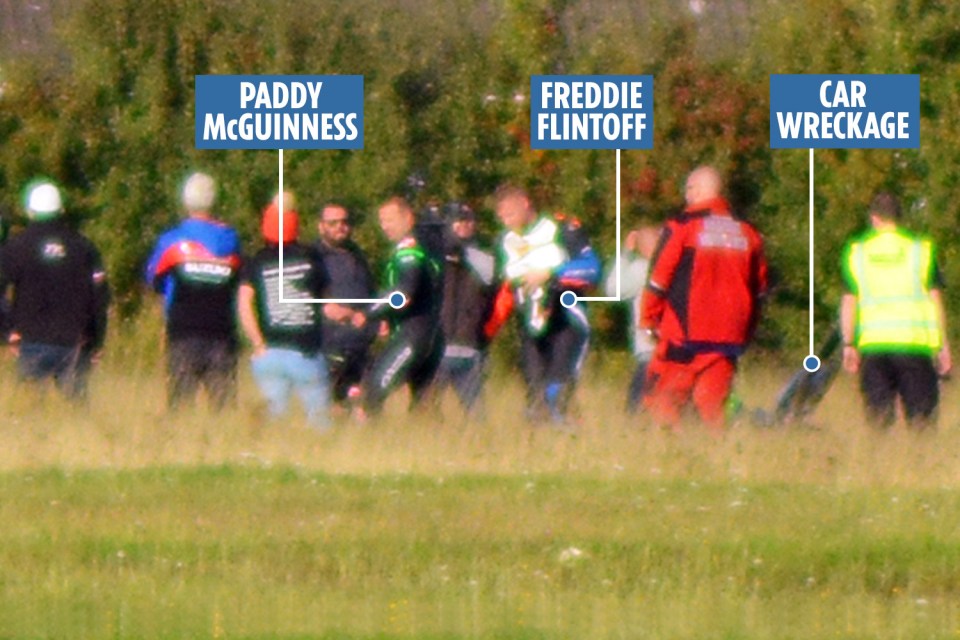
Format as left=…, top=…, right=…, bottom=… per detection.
left=146, top=172, right=242, bottom=410
left=0, top=179, right=110, bottom=398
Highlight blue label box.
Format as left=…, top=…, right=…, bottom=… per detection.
left=770, top=74, right=919, bottom=149
left=195, top=75, right=364, bottom=150
left=531, top=75, right=654, bottom=150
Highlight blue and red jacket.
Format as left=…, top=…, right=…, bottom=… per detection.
left=146, top=216, right=242, bottom=342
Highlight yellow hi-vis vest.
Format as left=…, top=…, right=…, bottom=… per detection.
left=847, top=229, right=941, bottom=353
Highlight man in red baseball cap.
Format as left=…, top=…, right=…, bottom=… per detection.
left=237, top=192, right=332, bottom=428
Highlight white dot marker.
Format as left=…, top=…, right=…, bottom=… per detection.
left=803, top=354, right=821, bottom=373
left=389, top=291, right=406, bottom=309
left=559, top=291, right=578, bottom=308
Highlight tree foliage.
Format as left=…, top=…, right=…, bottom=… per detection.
left=1, top=0, right=959, bottom=357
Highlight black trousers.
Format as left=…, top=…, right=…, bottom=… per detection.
left=860, top=353, right=938, bottom=428
left=363, top=327, right=443, bottom=415
left=520, top=321, right=589, bottom=421
left=167, top=335, right=238, bottom=410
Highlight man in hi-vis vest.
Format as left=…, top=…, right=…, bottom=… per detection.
left=840, top=192, right=952, bottom=429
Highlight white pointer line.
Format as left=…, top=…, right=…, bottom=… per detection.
left=574, top=148, right=621, bottom=303
left=809, top=147, right=815, bottom=356
left=277, top=148, right=390, bottom=305
left=802, top=148, right=821, bottom=372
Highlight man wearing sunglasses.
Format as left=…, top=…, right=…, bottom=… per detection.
left=316, top=203, right=377, bottom=411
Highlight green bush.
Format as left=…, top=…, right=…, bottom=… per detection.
left=2, top=0, right=959, bottom=359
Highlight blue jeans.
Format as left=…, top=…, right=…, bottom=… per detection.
left=250, top=349, right=330, bottom=428
left=18, top=342, right=91, bottom=400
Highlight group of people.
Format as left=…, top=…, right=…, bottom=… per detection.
left=0, top=166, right=951, bottom=431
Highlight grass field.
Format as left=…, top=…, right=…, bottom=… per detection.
left=2, top=345, right=960, bottom=639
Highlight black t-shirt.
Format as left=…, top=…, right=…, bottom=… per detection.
left=240, top=242, right=327, bottom=354
left=0, top=219, right=109, bottom=348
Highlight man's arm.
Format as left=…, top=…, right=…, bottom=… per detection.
left=145, top=232, right=173, bottom=292
left=88, top=246, right=110, bottom=352
left=482, top=281, right=514, bottom=341
left=360, top=249, right=425, bottom=323
left=607, top=231, right=648, bottom=300
left=747, top=236, right=769, bottom=342
left=840, top=293, right=860, bottom=373
left=639, top=225, right=678, bottom=330
left=480, top=242, right=512, bottom=341
left=838, top=239, right=861, bottom=373
left=931, top=288, right=951, bottom=376
left=925, top=244, right=951, bottom=376
left=237, top=284, right=266, bottom=357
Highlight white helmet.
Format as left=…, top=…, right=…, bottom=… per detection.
left=25, top=181, right=63, bottom=220
left=182, top=172, right=216, bottom=212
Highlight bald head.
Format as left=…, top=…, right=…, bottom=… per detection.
left=684, top=166, right=723, bottom=207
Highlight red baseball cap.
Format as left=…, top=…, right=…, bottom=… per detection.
left=262, top=199, right=299, bottom=244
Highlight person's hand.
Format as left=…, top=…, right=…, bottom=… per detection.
left=350, top=312, right=367, bottom=329
left=842, top=345, right=860, bottom=374
left=522, top=269, right=551, bottom=292
left=251, top=342, right=267, bottom=359
left=625, top=229, right=641, bottom=253
left=89, top=350, right=104, bottom=366
left=324, top=304, right=353, bottom=323
left=937, top=347, right=952, bottom=377
left=378, top=321, right=389, bottom=338
left=7, top=332, right=20, bottom=358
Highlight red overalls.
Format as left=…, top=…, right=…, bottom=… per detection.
left=640, top=197, right=768, bottom=430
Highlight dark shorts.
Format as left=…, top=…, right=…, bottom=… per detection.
left=860, top=352, right=938, bottom=428
left=166, top=335, right=238, bottom=410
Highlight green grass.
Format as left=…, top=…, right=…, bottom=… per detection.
left=2, top=343, right=960, bottom=638
left=2, top=467, right=960, bottom=638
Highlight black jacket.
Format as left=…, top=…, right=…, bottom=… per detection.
left=317, top=239, right=377, bottom=352
left=441, top=238, right=496, bottom=351
left=0, top=219, right=109, bottom=349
